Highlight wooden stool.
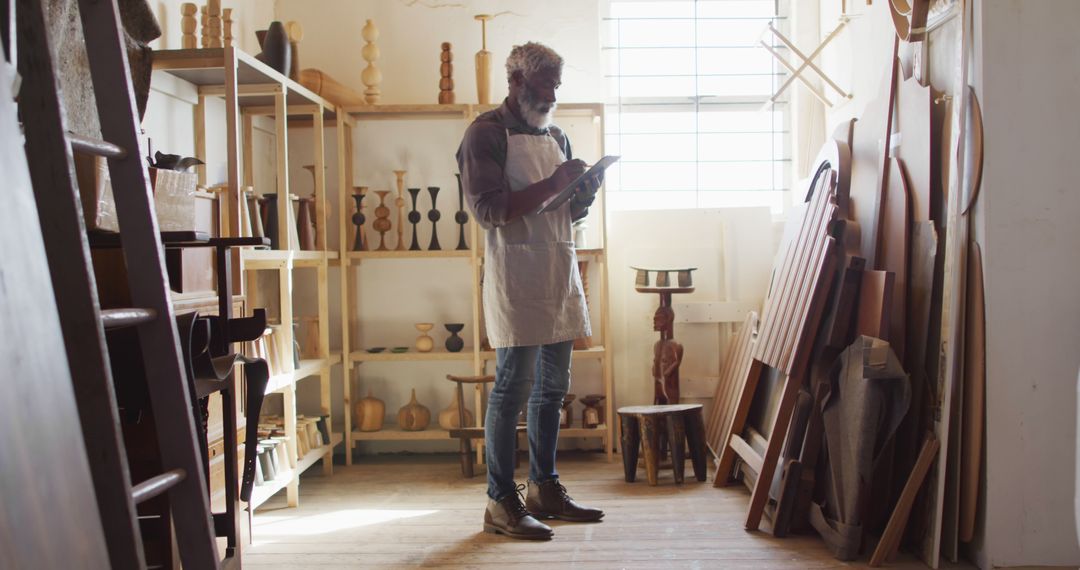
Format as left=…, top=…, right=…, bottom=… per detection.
left=618, top=404, right=708, bottom=485
left=444, top=374, right=526, bottom=478
left=445, top=374, right=493, bottom=477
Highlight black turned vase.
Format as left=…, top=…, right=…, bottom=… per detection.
left=444, top=323, right=465, bottom=353
left=255, top=21, right=291, bottom=77
left=454, top=173, right=469, bottom=250
left=407, top=188, right=422, bottom=251
left=351, top=193, right=366, bottom=251
left=427, top=186, right=441, bottom=251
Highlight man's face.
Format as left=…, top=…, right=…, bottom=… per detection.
left=516, top=67, right=561, bottom=129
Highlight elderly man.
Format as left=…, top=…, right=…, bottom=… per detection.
left=456, top=42, right=604, bottom=540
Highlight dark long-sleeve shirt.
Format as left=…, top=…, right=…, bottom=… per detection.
left=456, top=99, right=591, bottom=229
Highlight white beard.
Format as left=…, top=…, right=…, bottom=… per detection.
left=517, top=89, right=556, bottom=129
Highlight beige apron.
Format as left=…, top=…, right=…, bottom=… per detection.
left=483, top=129, right=591, bottom=348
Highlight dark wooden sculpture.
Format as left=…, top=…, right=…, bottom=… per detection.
left=632, top=266, right=696, bottom=405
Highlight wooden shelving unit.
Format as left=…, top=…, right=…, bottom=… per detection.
left=153, top=47, right=343, bottom=512
left=337, top=103, right=615, bottom=463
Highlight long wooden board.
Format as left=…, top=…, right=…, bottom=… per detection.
left=849, top=41, right=900, bottom=269
left=959, top=241, right=984, bottom=542
left=881, top=158, right=912, bottom=360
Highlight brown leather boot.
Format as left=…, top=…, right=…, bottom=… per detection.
left=483, top=485, right=553, bottom=540
left=526, top=478, right=604, bottom=522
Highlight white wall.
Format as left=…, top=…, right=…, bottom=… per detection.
left=978, top=1, right=1080, bottom=566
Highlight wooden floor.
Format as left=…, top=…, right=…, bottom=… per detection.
left=245, top=452, right=971, bottom=569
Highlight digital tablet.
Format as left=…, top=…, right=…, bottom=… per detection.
left=536, top=155, right=620, bottom=214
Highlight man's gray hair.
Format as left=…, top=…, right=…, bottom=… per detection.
left=505, top=42, right=563, bottom=82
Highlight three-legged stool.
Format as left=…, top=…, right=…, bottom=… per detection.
left=618, top=404, right=708, bottom=485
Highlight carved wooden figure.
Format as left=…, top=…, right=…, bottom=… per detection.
left=652, top=305, right=684, bottom=405
left=439, top=42, right=455, bottom=104
left=632, top=266, right=696, bottom=405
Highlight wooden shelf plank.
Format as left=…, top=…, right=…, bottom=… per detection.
left=479, top=346, right=607, bottom=361
left=351, top=428, right=453, bottom=441
left=264, top=358, right=329, bottom=394
left=248, top=433, right=342, bottom=510
left=152, top=48, right=333, bottom=115
left=347, top=249, right=472, bottom=260
left=344, top=104, right=471, bottom=119
left=350, top=348, right=474, bottom=363
left=241, top=249, right=333, bottom=270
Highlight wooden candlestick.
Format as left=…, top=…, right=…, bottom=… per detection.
left=474, top=15, right=492, bottom=105
left=393, top=170, right=407, bottom=250
left=427, top=186, right=442, bottom=251
left=407, top=188, right=422, bottom=251
left=181, top=3, right=198, bottom=49
left=372, top=190, right=392, bottom=251
left=439, top=42, right=455, bottom=104
left=286, top=21, right=303, bottom=82
left=361, top=19, right=382, bottom=104
left=454, top=173, right=469, bottom=250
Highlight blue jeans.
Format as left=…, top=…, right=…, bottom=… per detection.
left=485, top=340, right=573, bottom=500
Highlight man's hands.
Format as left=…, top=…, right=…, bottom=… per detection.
left=551, top=159, right=587, bottom=191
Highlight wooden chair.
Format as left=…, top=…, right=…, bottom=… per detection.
left=445, top=374, right=526, bottom=477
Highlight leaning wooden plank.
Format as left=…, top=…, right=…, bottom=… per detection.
left=759, top=168, right=834, bottom=368
left=959, top=241, right=984, bottom=542
left=706, top=312, right=759, bottom=459
left=893, top=222, right=938, bottom=517
left=774, top=185, right=837, bottom=370
left=870, top=434, right=940, bottom=567
left=857, top=270, right=895, bottom=340
left=759, top=165, right=834, bottom=364
left=880, top=158, right=912, bottom=362
left=849, top=40, right=900, bottom=268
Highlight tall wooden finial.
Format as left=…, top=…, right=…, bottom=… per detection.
left=180, top=3, right=197, bottom=49
left=439, top=42, right=455, bottom=104
left=223, top=8, right=233, bottom=47
left=474, top=15, right=493, bottom=105
left=361, top=19, right=382, bottom=104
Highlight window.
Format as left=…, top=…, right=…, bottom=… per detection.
left=602, top=0, right=791, bottom=213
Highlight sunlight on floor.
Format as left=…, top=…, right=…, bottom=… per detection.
left=251, top=508, right=440, bottom=545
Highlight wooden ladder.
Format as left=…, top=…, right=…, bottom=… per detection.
left=16, top=0, right=222, bottom=568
